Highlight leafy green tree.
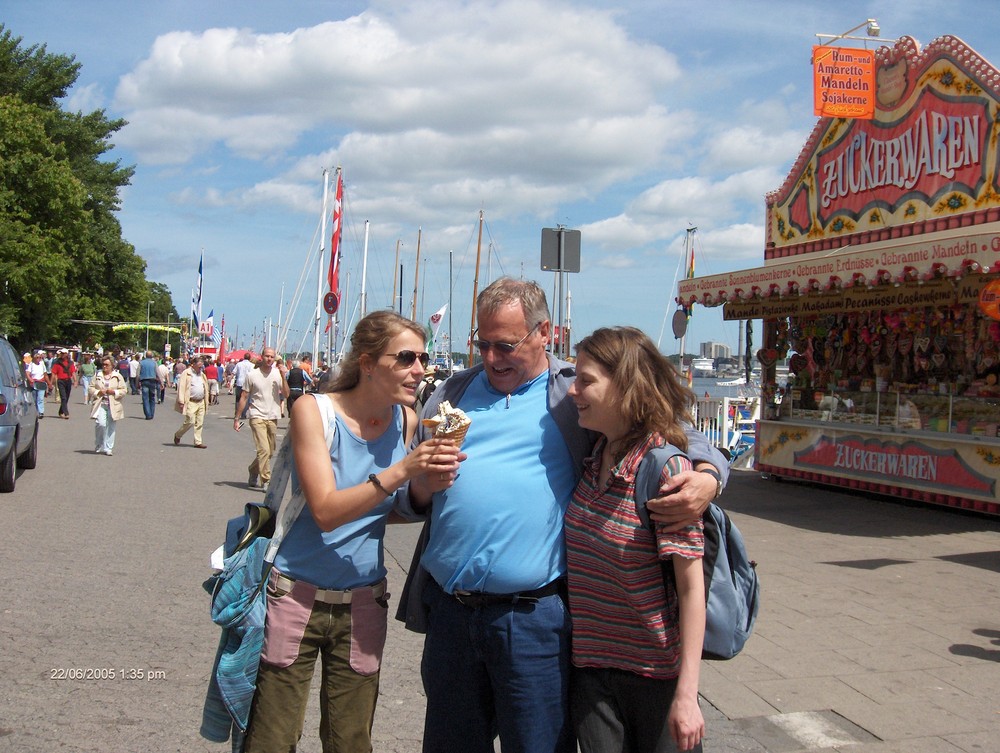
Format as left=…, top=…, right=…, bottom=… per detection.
left=0, top=25, right=172, bottom=350
left=0, top=94, right=86, bottom=340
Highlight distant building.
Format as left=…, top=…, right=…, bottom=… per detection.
left=700, top=341, right=731, bottom=359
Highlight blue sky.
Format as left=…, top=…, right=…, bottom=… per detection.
left=7, top=0, right=1000, bottom=359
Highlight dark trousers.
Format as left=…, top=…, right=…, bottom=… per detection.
left=571, top=667, right=697, bottom=753
left=420, top=578, right=574, bottom=753
left=235, top=385, right=248, bottom=418
left=57, top=380, right=72, bottom=417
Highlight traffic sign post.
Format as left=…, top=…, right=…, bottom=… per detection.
left=540, top=227, right=581, bottom=358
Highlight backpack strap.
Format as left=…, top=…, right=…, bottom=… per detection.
left=264, top=393, right=338, bottom=563
left=634, top=444, right=688, bottom=531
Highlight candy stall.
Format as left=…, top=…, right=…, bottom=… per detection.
left=678, top=35, right=1000, bottom=516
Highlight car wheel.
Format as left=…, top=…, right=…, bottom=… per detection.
left=17, top=423, right=38, bottom=470
left=0, top=444, right=15, bottom=493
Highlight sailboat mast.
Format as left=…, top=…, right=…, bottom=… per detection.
left=448, top=250, right=454, bottom=370
left=392, top=240, right=401, bottom=311
left=468, top=210, right=484, bottom=366
left=276, top=283, right=285, bottom=354
left=360, top=220, right=370, bottom=317
left=411, top=227, right=422, bottom=321
left=313, top=169, right=329, bottom=367
left=565, top=286, right=572, bottom=358
left=678, top=226, right=696, bottom=360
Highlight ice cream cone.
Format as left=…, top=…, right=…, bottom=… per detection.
left=438, top=423, right=470, bottom=447
left=423, top=400, right=471, bottom=446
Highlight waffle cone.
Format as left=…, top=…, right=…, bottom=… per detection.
left=438, top=423, right=470, bottom=447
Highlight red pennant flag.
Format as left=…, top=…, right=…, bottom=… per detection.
left=327, top=171, right=343, bottom=308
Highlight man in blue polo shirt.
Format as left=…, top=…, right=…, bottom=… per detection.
left=401, top=277, right=727, bottom=753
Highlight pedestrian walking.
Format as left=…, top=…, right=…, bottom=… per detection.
left=26, top=350, right=48, bottom=419
left=172, top=357, right=186, bottom=390
left=233, top=353, right=255, bottom=419
left=285, top=359, right=313, bottom=415
left=139, top=350, right=159, bottom=419
left=173, top=356, right=210, bottom=449
left=129, top=353, right=141, bottom=395
left=156, top=358, right=170, bottom=404
left=77, top=353, right=96, bottom=403
left=224, top=358, right=236, bottom=394
left=233, top=348, right=287, bottom=490
left=89, top=355, right=128, bottom=455
left=203, top=357, right=221, bottom=405
left=50, top=349, right=76, bottom=419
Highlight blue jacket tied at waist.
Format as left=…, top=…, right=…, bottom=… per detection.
left=200, top=536, right=270, bottom=750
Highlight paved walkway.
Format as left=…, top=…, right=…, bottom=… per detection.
left=1, top=389, right=998, bottom=752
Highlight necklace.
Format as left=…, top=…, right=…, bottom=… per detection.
left=365, top=407, right=392, bottom=428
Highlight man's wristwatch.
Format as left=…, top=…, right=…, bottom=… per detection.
left=699, top=467, right=723, bottom=499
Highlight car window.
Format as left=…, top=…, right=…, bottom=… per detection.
left=0, top=340, right=18, bottom=387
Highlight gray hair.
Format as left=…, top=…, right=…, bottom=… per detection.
left=477, top=277, right=550, bottom=331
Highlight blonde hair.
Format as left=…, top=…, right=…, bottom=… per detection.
left=326, top=310, right=426, bottom=392
left=574, top=326, right=695, bottom=459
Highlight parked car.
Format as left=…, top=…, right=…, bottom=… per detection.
left=0, top=336, right=39, bottom=492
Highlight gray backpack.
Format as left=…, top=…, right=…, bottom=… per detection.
left=635, top=446, right=760, bottom=660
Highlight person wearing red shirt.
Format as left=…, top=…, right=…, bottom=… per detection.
left=203, top=357, right=221, bottom=405
left=50, top=349, right=77, bottom=419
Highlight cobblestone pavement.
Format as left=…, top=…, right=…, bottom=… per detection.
left=1, top=389, right=998, bottom=752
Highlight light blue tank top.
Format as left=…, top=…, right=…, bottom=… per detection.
left=274, top=404, right=404, bottom=589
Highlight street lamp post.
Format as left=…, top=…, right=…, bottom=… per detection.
left=145, top=300, right=153, bottom=350
left=166, top=313, right=172, bottom=356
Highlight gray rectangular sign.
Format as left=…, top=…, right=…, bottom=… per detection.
left=540, top=228, right=581, bottom=273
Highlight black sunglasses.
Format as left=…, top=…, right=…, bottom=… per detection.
left=385, top=350, right=431, bottom=368
left=472, top=322, right=540, bottom=354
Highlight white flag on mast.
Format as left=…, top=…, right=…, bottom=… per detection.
left=426, top=303, right=447, bottom=351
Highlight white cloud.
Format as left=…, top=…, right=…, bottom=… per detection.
left=65, top=82, right=105, bottom=113
left=578, top=167, right=781, bottom=255
left=703, top=124, right=807, bottom=172
left=111, top=0, right=691, bottom=226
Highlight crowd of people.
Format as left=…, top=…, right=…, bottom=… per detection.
left=26, top=281, right=730, bottom=753
left=21, top=346, right=330, bottom=461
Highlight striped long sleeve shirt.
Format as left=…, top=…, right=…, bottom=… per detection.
left=565, top=433, right=704, bottom=679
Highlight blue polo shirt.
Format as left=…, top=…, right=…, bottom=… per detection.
left=422, top=370, right=576, bottom=594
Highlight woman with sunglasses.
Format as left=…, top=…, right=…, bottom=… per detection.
left=566, top=326, right=706, bottom=753
left=244, top=310, right=463, bottom=753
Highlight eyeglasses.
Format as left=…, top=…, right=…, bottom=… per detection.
left=384, top=350, right=431, bottom=368
left=472, top=322, right=541, bottom=354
